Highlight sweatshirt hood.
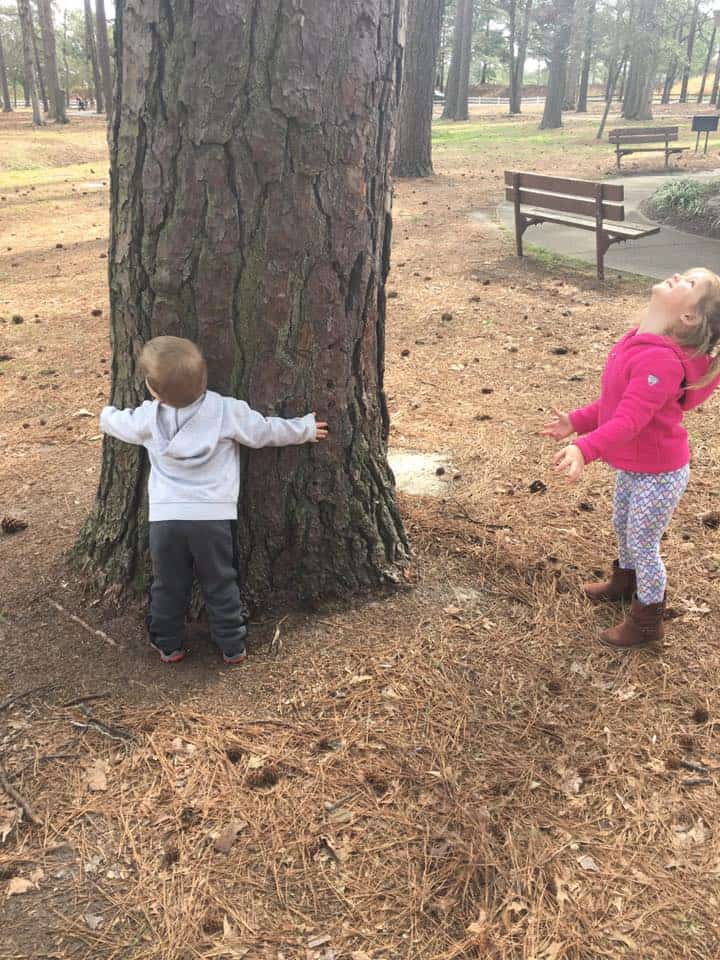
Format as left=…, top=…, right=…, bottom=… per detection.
left=621, top=329, right=718, bottom=411
left=149, top=390, right=224, bottom=464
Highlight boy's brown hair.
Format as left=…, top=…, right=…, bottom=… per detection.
left=140, top=336, right=207, bottom=408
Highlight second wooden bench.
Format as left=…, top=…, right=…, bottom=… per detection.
left=505, top=170, right=660, bottom=280
left=608, top=126, right=688, bottom=170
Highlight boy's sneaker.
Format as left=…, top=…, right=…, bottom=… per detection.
left=149, top=640, right=187, bottom=664
left=223, top=647, right=247, bottom=666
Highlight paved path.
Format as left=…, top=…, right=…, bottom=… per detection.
left=495, top=170, right=720, bottom=279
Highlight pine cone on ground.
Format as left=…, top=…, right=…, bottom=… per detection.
left=1, top=517, right=28, bottom=534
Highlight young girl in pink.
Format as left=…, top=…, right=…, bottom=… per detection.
left=543, top=268, right=720, bottom=648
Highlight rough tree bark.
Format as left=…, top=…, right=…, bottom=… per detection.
left=563, top=0, right=586, bottom=109
left=442, top=0, right=465, bottom=119
left=454, top=0, right=474, bottom=120
left=16, top=0, right=42, bottom=125
left=540, top=0, right=576, bottom=129
left=95, top=0, right=112, bottom=114
left=575, top=0, right=595, bottom=112
left=76, top=0, right=409, bottom=603
left=711, top=32, right=720, bottom=103
left=395, top=0, right=443, bottom=177
left=37, top=0, right=68, bottom=123
left=0, top=29, right=12, bottom=112
left=84, top=0, right=103, bottom=113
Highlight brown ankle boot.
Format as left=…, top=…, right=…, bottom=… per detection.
left=583, top=561, right=636, bottom=604
left=600, top=594, right=665, bottom=648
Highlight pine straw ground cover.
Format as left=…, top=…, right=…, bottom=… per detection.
left=2, top=109, right=720, bottom=959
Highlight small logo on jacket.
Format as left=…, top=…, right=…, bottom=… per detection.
left=647, top=374, right=660, bottom=386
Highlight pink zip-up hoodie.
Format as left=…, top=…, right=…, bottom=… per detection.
left=569, top=329, right=719, bottom=473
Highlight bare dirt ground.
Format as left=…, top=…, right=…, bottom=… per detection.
left=2, top=106, right=720, bottom=960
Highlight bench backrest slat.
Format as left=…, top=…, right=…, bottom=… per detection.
left=608, top=126, right=679, bottom=143
left=504, top=170, right=623, bottom=202
left=504, top=186, right=625, bottom=222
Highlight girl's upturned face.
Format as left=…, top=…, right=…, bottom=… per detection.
left=651, top=269, right=712, bottom=318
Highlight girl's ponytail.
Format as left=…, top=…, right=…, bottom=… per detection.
left=677, top=270, right=720, bottom=389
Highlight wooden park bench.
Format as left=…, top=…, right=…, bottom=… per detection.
left=505, top=170, right=660, bottom=280
left=608, top=126, right=688, bottom=170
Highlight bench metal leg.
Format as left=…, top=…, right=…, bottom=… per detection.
left=596, top=232, right=611, bottom=281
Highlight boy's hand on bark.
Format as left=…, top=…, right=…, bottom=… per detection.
left=554, top=444, right=585, bottom=482
left=541, top=408, right=574, bottom=441
left=312, top=414, right=329, bottom=441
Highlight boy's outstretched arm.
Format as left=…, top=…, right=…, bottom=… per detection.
left=223, top=399, right=327, bottom=448
left=100, top=401, right=155, bottom=445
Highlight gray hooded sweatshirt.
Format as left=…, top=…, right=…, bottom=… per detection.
left=100, top=391, right=316, bottom=521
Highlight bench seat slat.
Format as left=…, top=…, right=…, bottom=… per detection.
left=504, top=170, right=623, bottom=202
left=520, top=206, right=660, bottom=239
left=505, top=187, right=624, bottom=221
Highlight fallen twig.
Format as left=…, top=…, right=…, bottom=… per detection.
left=70, top=704, right=133, bottom=742
left=0, top=763, right=41, bottom=825
left=678, top=759, right=709, bottom=774
left=682, top=777, right=713, bottom=788
left=48, top=600, right=120, bottom=648
left=61, top=692, right=111, bottom=708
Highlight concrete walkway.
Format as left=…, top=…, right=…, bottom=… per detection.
left=495, top=170, right=720, bottom=279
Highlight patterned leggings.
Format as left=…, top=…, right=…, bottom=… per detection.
left=613, top=466, right=689, bottom=604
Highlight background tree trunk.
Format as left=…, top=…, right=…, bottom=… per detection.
left=622, top=0, right=659, bottom=120
left=395, top=0, right=443, bottom=177
left=0, top=29, right=12, bottom=112
left=83, top=0, right=103, bottom=113
left=698, top=21, right=717, bottom=102
left=62, top=10, right=70, bottom=105
left=575, top=0, right=595, bottom=111
left=442, top=0, right=465, bottom=118
left=94, top=0, right=111, bottom=114
left=37, top=0, right=67, bottom=122
left=679, top=0, right=700, bottom=103
left=31, top=13, right=50, bottom=115
left=711, top=32, right=720, bottom=103
left=512, top=0, right=533, bottom=114
left=562, top=0, right=586, bottom=109
left=454, top=0, right=474, bottom=120
left=540, top=0, right=576, bottom=129
left=77, top=0, right=408, bottom=603
left=16, top=0, right=42, bottom=125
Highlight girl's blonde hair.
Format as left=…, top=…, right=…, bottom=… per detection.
left=673, top=269, right=720, bottom=388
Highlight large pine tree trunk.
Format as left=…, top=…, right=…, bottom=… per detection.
left=84, top=0, right=104, bottom=113
left=0, top=30, right=12, bottom=112
left=540, top=0, right=576, bottom=129
left=454, top=0, right=474, bottom=120
left=395, top=0, right=443, bottom=177
left=441, top=0, right=465, bottom=119
left=77, top=0, right=408, bottom=603
left=562, top=0, right=585, bottom=109
left=37, top=0, right=68, bottom=123
left=95, top=0, right=112, bottom=114
left=16, top=0, right=43, bottom=125
left=697, top=23, right=717, bottom=102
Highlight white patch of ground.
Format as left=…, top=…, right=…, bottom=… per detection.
left=388, top=450, right=452, bottom=497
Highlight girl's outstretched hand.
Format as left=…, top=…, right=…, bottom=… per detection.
left=554, top=444, right=585, bottom=482
left=541, top=408, right=574, bottom=441
left=312, top=414, right=329, bottom=441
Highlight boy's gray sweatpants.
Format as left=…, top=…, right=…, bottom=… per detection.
left=148, top=520, right=247, bottom=657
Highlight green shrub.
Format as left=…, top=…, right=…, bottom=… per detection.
left=648, top=178, right=717, bottom=218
